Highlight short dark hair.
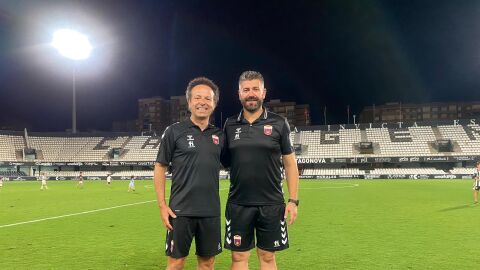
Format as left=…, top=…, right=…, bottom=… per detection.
left=185, top=77, right=219, bottom=104
left=238, top=70, right=264, bottom=89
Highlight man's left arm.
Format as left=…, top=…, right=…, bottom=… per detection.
left=283, top=153, right=299, bottom=225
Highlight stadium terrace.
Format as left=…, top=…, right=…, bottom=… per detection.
left=0, top=118, right=479, bottom=180
left=299, top=118, right=480, bottom=131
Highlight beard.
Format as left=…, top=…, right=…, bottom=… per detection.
left=241, top=97, right=263, bottom=112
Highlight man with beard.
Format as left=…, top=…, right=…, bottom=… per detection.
left=154, top=77, right=224, bottom=270
left=223, top=71, right=299, bottom=270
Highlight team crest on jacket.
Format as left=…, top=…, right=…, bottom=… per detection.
left=264, top=125, right=273, bottom=136
left=212, top=135, right=219, bottom=145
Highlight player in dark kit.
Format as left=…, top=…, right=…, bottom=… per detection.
left=154, top=77, right=225, bottom=270
left=223, top=71, right=299, bottom=270
left=76, top=171, right=84, bottom=189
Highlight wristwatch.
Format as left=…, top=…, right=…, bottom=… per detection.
left=288, top=198, right=299, bottom=206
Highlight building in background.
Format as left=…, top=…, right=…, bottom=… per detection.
left=170, top=95, right=189, bottom=123
left=264, top=99, right=310, bottom=128
left=138, top=97, right=307, bottom=133
left=138, top=95, right=215, bottom=133
left=138, top=96, right=173, bottom=133
left=359, top=101, right=480, bottom=123
left=112, top=120, right=138, bottom=132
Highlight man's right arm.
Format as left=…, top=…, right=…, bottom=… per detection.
left=154, top=162, right=177, bottom=231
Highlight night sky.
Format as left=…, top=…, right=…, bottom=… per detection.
left=2, top=0, right=480, bottom=131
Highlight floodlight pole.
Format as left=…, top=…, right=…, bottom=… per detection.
left=51, top=29, right=92, bottom=134
left=72, top=66, right=77, bottom=134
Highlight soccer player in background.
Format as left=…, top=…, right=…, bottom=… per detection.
left=128, top=175, right=135, bottom=192
left=473, top=161, right=480, bottom=204
left=223, top=71, right=299, bottom=270
left=76, top=171, right=84, bottom=188
left=106, top=173, right=112, bottom=186
left=154, top=77, right=224, bottom=270
left=40, top=172, right=48, bottom=190
left=0, top=176, right=3, bottom=189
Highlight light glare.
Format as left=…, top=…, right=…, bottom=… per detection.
left=51, top=29, right=92, bottom=60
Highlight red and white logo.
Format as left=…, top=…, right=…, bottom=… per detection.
left=264, top=125, right=273, bottom=136
left=233, top=235, right=242, bottom=247
left=212, top=135, right=219, bottom=145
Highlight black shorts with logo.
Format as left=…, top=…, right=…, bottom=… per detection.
left=165, top=216, right=222, bottom=258
left=224, top=202, right=288, bottom=252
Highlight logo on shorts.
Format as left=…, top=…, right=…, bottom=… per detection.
left=274, top=240, right=280, bottom=247
left=264, top=125, right=273, bottom=136
left=212, top=135, right=219, bottom=145
left=170, top=240, right=174, bottom=253
left=233, top=235, right=242, bottom=247
left=280, top=220, right=288, bottom=245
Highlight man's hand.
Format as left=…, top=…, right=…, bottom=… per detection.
left=160, top=205, right=177, bottom=231
left=284, top=202, right=298, bottom=225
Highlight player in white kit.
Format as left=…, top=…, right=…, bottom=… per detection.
left=473, top=161, right=480, bottom=204
left=106, top=173, right=112, bottom=186
left=128, top=175, right=135, bottom=192
left=40, top=173, right=48, bottom=190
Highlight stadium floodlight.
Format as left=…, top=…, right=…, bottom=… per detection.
left=51, top=29, right=93, bottom=134
left=51, top=29, right=92, bottom=60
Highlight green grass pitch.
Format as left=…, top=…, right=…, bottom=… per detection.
left=1, top=179, right=479, bottom=269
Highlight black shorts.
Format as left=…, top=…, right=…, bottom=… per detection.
left=475, top=186, right=480, bottom=191
left=224, top=203, right=288, bottom=252
left=165, top=216, right=222, bottom=258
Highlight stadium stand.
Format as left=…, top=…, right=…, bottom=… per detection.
left=110, top=170, right=154, bottom=177
left=301, top=167, right=449, bottom=176
left=1, top=120, right=480, bottom=179
left=449, top=167, right=475, bottom=175
left=365, top=126, right=436, bottom=156
left=368, top=168, right=445, bottom=175
left=298, top=129, right=361, bottom=158
left=41, top=171, right=111, bottom=177
left=302, top=168, right=365, bottom=176
left=296, top=126, right=439, bottom=158
left=121, top=136, right=160, bottom=161
left=0, top=171, right=27, bottom=177
left=0, top=134, right=23, bottom=161
left=28, top=136, right=156, bottom=162
left=438, top=124, right=480, bottom=155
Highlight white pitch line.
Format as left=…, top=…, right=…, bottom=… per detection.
left=0, top=200, right=156, bottom=229
left=1, top=182, right=358, bottom=229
